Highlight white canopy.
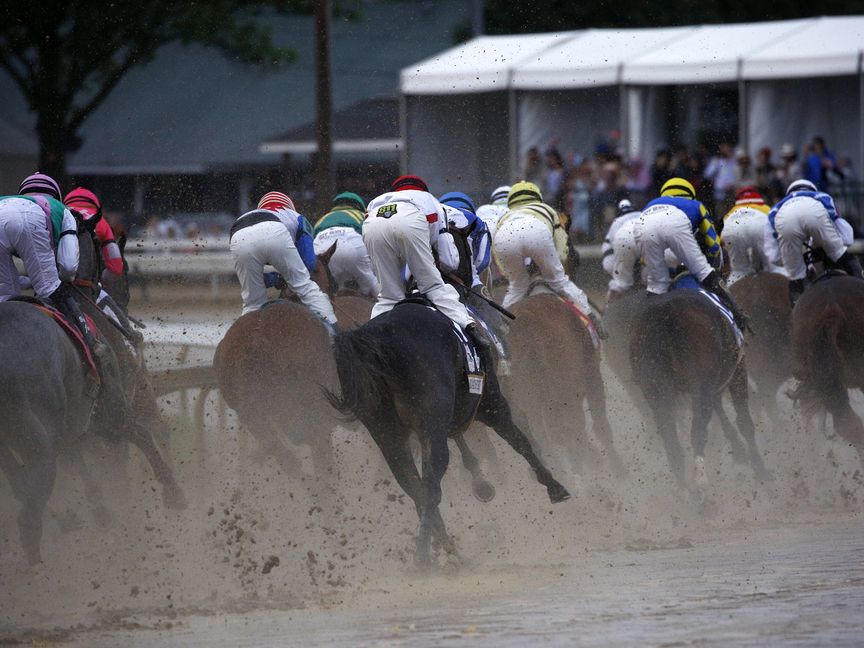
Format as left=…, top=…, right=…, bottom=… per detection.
left=743, top=16, right=864, bottom=79
left=511, top=27, right=695, bottom=89
left=400, top=33, right=573, bottom=95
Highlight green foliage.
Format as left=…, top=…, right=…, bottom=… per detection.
left=484, top=0, right=864, bottom=33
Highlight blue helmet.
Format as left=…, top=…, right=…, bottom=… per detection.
left=439, top=191, right=477, bottom=225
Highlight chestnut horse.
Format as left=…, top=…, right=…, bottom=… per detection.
left=791, top=274, right=864, bottom=467
left=630, top=283, right=771, bottom=490
left=506, top=290, right=626, bottom=478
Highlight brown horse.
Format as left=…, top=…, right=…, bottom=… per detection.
left=506, top=290, right=626, bottom=479
left=791, top=274, right=864, bottom=466
left=630, top=286, right=771, bottom=490
left=729, top=272, right=792, bottom=417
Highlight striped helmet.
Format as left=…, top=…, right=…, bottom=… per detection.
left=660, top=177, right=696, bottom=200
left=507, top=181, right=543, bottom=208
left=490, top=185, right=511, bottom=205
left=20, top=172, right=62, bottom=200
left=257, top=191, right=295, bottom=211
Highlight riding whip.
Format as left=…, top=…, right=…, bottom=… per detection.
left=442, top=272, right=516, bottom=320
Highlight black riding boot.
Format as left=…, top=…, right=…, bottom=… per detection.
left=837, top=251, right=864, bottom=279
left=465, top=322, right=491, bottom=351
left=48, top=284, right=108, bottom=359
left=701, top=271, right=750, bottom=333
left=788, top=278, right=806, bottom=306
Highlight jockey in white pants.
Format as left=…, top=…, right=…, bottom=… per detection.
left=475, top=185, right=510, bottom=240
left=767, top=179, right=862, bottom=302
left=602, top=198, right=642, bottom=297
left=493, top=181, right=601, bottom=324
left=635, top=177, right=750, bottom=330
left=364, top=175, right=488, bottom=347
left=229, top=191, right=336, bottom=326
left=721, top=186, right=785, bottom=285
left=312, top=191, right=379, bottom=297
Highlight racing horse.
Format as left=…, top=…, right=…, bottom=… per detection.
left=326, top=301, right=570, bottom=566
left=629, top=281, right=772, bottom=491
left=506, top=290, right=626, bottom=479
left=791, top=274, right=864, bottom=467
left=729, top=272, right=793, bottom=418
left=0, top=218, right=185, bottom=565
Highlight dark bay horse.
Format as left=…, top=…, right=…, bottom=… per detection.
left=729, top=272, right=793, bottom=416
left=791, top=274, right=864, bottom=466
left=630, top=285, right=771, bottom=490
left=506, top=291, right=626, bottom=479
left=326, top=302, right=569, bottom=566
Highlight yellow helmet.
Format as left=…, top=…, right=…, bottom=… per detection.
left=660, top=177, right=696, bottom=199
left=508, top=180, right=543, bottom=208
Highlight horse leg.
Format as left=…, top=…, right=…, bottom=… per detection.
left=453, top=432, right=495, bottom=503
left=828, top=396, right=864, bottom=469
left=127, top=421, right=187, bottom=510
left=689, top=390, right=714, bottom=488
left=476, top=377, right=570, bottom=503
left=0, top=442, right=28, bottom=502
left=583, top=369, right=627, bottom=477
left=416, top=422, right=451, bottom=568
left=64, top=443, right=112, bottom=527
left=729, top=364, right=773, bottom=482
left=712, top=401, right=748, bottom=464
left=649, top=402, right=687, bottom=490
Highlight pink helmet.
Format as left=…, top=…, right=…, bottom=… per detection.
left=20, top=172, right=62, bottom=200
left=257, top=191, right=295, bottom=212
left=64, top=187, right=102, bottom=222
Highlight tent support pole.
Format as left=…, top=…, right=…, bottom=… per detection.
left=859, top=51, right=863, bottom=193
left=508, top=87, right=519, bottom=181
left=399, top=92, right=408, bottom=174
left=737, top=58, right=748, bottom=152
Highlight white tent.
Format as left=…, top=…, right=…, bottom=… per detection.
left=400, top=16, right=864, bottom=198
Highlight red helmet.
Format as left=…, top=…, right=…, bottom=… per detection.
left=391, top=175, right=428, bottom=193
left=257, top=191, right=295, bottom=211
left=64, top=186, right=103, bottom=223
left=734, top=186, right=765, bottom=206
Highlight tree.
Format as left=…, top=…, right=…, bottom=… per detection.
left=0, top=1, right=307, bottom=181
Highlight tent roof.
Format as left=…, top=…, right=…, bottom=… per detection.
left=621, top=19, right=810, bottom=84
left=742, top=16, right=864, bottom=80
left=511, top=27, right=695, bottom=89
left=400, top=32, right=575, bottom=95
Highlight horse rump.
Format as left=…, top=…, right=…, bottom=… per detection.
left=790, top=302, right=847, bottom=418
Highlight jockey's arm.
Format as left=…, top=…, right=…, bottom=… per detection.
left=56, top=208, right=80, bottom=281
left=96, top=219, right=123, bottom=276
left=697, top=204, right=723, bottom=270
left=294, top=215, right=318, bottom=273
left=470, top=222, right=492, bottom=280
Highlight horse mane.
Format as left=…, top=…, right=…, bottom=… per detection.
left=323, top=325, right=390, bottom=419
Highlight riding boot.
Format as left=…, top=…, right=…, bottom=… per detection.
left=588, top=312, right=609, bottom=340
left=48, top=284, right=109, bottom=359
left=837, top=251, right=864, bottom=279
left=465, top=322, right=491, bottom=352
left=701, top=270, right=750, bottom=333
left=788, top=278, right=806, bottom=306
left=97, top=294, right=144, bottom=347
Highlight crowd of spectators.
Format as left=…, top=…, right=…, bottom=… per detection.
left=525, top=134, right=860, bottom=242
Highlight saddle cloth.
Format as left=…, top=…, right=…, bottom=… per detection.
left=671, top=274, right=744, bottom=348
left=395, top=295, right=484, bottom=394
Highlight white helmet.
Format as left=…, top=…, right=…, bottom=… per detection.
left=617, top=198, right=633, bottom=216
left=490, top=185, right=511, bottom=205
left=787, top=179, right=817, bottom=194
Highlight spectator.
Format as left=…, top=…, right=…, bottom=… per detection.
left=703, top=142, right=737, bottom=214
left=649, top=148, right=672, bottom=197
left=754, top=146, right=779, bottom=200
left=734, top=148, right=757, bottom=190
left=775, top=143, right=802, bottom=191
left=543, top=147, right=566, bottom=209
left=523, top=147, right=543, bottom=187
left=804, top=136, right=840, bottom=192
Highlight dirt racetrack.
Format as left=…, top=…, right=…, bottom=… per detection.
left=1, top=283, right=862, bottom=646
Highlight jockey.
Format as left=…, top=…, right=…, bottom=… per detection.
left=64, top=187, right=143, bottom=345
left=439, top=191, right=492, bottom=289
left=0, top=173, right=108, bottom=357
left=768, top=178, right=862, bottom=302
left=493, top=181, right=603, bottom=332
left=312, top=191, right=379, bottom=297
left=636, top=177, right=749, bottom=330
left=475, top=185, right=511, bottom=240
left=602, top=198, right=642, bottom=298
left=721, top=186, right=785, bottom=285
left=364, top=175, right=487, bottom=348
left=229, top=190, right=337, bottom=327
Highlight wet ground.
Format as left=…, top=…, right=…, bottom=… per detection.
left=2, top=284, right=863, bottom=646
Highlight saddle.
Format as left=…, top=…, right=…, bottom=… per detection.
left=670, top=274, right=743, bottom=348
left=10, top=296, right=101, bottom=387
left=394, top=294, right=485, bottom=395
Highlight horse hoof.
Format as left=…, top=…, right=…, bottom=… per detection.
left=163, top=486, right=188, bottom=510
left=472, top=479, right=496, bottom=503
left=548, top=482, right=571, bottom=504
left=694, top=456, right=708, bottom=487
left=413, top=552, right=432, bottom=570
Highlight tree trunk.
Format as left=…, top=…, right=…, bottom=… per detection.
left=313, top=0, right=333, bottom=216
left=37, top=124, right=69, bottom=186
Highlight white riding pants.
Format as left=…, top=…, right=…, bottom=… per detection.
left=634, top=206, right=713, bottom=294
left=313, top=227, right=380, bottom=297
left=362, top=202, right=472, bottom=328
left=608, top=218, right=640, bottom=293
left=494, top=213, right=592, bottom=313
left=722, top=210, right=785, bottom=285
left=230, top=220, right=336, bottom=323
left=0, top=198, right=61, bottom=299
left=773, top=196, right=849, bottom=281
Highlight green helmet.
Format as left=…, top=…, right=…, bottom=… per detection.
left=332, top=191, right=365, bottom=211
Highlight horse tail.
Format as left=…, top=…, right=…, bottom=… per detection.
left=630, top=298, right=678, bottom=394
left=323, top=328, right=387, bottom=419
left=790, top=302, right=846, bottom=417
